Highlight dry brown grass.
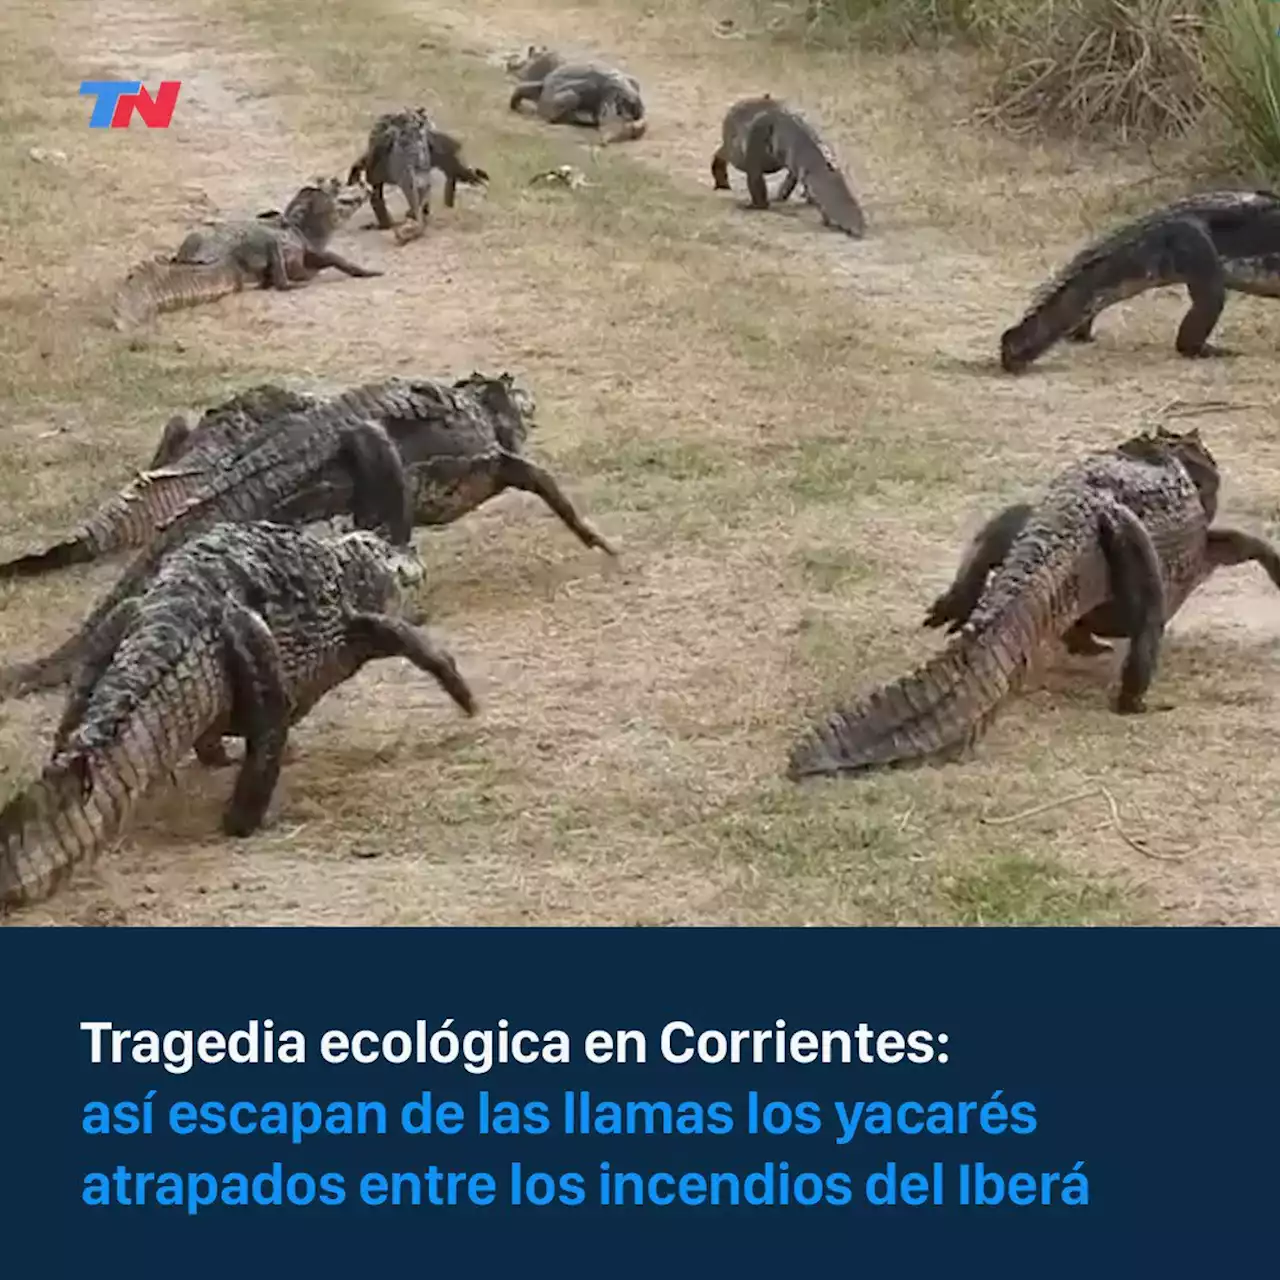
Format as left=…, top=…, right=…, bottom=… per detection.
left=1, top=0, right=1279, bottom=927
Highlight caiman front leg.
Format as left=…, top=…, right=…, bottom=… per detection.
left=1067, top=315, right=1095, bottom=343
left=344, top=614, right=477, bottom=715
left=497, top=450, right=618, bottom=554
left=301, top=246, right=383, bottom=278
left=219, top=601, right=291, bottom=838
left=393, top=174, right=430, bottom=245
left=1096, top=503, right=1168, bottom=714
left=1206, top=526, right=1280, bottom=586
left=267, top=240, right=307, bottom=291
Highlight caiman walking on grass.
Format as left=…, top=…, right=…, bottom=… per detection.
left=710, top=95, right=865, bottom=239
left=1001, top=190, right=1280, bottom=371
left=0, top=395, right=415, bottom=704
left=111, top=177, right=378, bottom=329
left=0, top=384, right=316, bottom=581
left=348, top=107, right=489, bottom=243
left=0, top=522, right=476, bottom=912
left=0, top=373, right=615, bottom=590
left=787, top=426, right=1280, bottom=779
left=508, top=47, right=647, bottom=144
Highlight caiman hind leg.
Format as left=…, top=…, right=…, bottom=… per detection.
left=537, top=86, right=587, bottom=124
left=924, top=503, right=1034, bottom=633
left=147, top=414, right=194, bottom=468
left=51, top=599, right=141, bottom=755
left=1096, top=504, right=1168, bottom=714
left=1165, top=218, right=1234, bottom=358
left=924, top=500, right=1112, bottom=655
left=496, top=450, right=618, bottom=554
left=219, top=602, right=291, bottom=838
left=344, top=614, right=477, bottom=715
left=369, top=182, right=395, bottom=230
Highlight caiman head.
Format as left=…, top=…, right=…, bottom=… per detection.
left=280, top=175, right=369, bottom=241
left=505, top=44, right=554, bottom=76
left=1117, top=425, right=1221, bottom=522
left=334, top=529, right=425, bottom=613
left=454, top=371, right=536, bottom=436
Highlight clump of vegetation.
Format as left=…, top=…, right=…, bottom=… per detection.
left=757, top=0, right=1280, bottom=175
left=1201, top=0, right=1280, bottom=176
left=979, top=1, right=1210, bottom=141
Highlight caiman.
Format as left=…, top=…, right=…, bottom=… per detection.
left=1001, top=190, right=1280, bottom=371
left=110, top=176, right=378, bottom=329
left=0, top=521, right=475, bottom=912
left=786, top=426, right=1280, bottom=778
left=0, top=374, right=614, bottom=590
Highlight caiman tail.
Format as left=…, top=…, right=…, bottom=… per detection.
left=0, top=629, right=224, bottom=910
left=787, top=618, right=1029, bottom=780
left=773, top=113, right=865, bottom=238
left=111, top=258, right=246, bottom=330
left=0, top=465, right=208, bottom=582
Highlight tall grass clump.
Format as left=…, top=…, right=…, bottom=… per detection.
left=979, top=0, right=1210, bottom=140
left=1201, top=0, right=1280, bottom=177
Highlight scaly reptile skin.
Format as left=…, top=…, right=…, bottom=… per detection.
left=1001, top=190, right=1280, bottom=371
left=0, top=521, right=475, bottom=913
left=110, top=178, right=377, bottom=329
left=0, top=385, right=316, bottom=581
left=787, top=427, right=1234, bottom=779
left=0, top=373, right=614, bottom=590
left=0, top=395, right=413, bottom=701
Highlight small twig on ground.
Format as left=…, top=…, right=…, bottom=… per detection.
left=980, top=787, right=1098, bottom=826
left=980, top=785, right=1200, bottom=863
left=1145, top=397, right=1262, bottom=423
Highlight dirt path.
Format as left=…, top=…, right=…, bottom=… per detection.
left=3, top=0, right=1279, bottom=926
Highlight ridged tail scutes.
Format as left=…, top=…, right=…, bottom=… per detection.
left=803, top=165, right=865, bottom=238
left=786, top=629, right=1020, bottom=780
left=111, top=259, right=246, bottom=330
left=0, top=757, right=98, bottom=912
left=775, top=113, right=865, bottom=238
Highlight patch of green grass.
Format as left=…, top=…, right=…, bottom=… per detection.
left=936, top=852, right=1139, bottom=923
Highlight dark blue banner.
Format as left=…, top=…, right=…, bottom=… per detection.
left=0, top=927, right=1273, bottom=1273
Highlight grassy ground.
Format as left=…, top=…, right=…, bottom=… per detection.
left=1, top=0, right=1278, bottom=926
